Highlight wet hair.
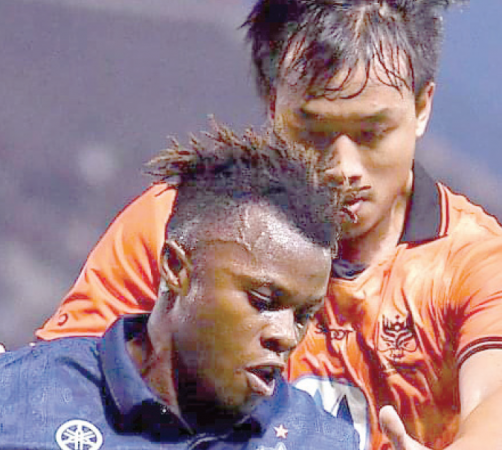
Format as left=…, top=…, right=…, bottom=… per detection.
left=243, top=0, right=467, bottom=102
left=147, top=119, right=348, bottom=256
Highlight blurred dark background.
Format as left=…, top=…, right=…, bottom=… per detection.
left=1, top=0, right=501, bottom=348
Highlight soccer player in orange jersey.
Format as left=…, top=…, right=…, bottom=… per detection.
left=38, top=1, right=502, bottom=449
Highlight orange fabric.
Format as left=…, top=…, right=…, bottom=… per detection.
left=37, top=182, right=502, bottom=450
left=288, top=185, right=502, bottom=450
left=36, top=184, right=176, bottom=339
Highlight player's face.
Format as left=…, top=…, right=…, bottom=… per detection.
left=274, top=64, right=433, bottom=242
left=172, top=208, right=330, bottom=415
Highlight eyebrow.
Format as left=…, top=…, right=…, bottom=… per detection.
left=242, top=272, right=325, bottom=308
left=299, top=106, right=393, bottom=123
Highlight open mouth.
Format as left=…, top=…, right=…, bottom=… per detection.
left=245, top=366, right=281, bottom=397
left=345, top=197, right=362, bottom=206
left=342, top=186, right=370, bottom=215
left=344, top=197, right=363, bottom=215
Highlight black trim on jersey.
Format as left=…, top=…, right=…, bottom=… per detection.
left=457, top=337, right=502, bottom=368
left=332, top=163, right=441, bottom=279
left=331, top=259, right=367, bottom=279
left=399, top=163, right=441, bottom=245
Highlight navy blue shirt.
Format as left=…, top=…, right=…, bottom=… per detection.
left=0, top=315, right=358, bottom=449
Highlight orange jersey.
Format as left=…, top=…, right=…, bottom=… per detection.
left=37, top=166, right=502, bottom=450
left=288, top=166, right=502, bottom=450
left=38, top=184, right=174, bottom=338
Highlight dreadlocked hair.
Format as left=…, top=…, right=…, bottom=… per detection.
left=244, top=0, right=467, bottom=102
left=147, top=118, right=348, bottom=256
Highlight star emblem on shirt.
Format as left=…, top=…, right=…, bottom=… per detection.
left=274, top=424, right=288, bottom=439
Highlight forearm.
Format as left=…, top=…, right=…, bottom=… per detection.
left=380, top=384, right=502, bottom=450
left=447, top=386, right=502, bottom=450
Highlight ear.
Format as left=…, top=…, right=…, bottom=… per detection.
left=415, top=82, right=435, bottom=138
left=160, top=240, right=192, bottom=297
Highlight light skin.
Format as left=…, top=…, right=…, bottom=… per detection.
left=380, top=349, right=502, bottom=450
left=274, top=62, right=433, bottom=266
left=273, top=60, right=502, bottom=450
left=129, top=206, right=331, bottom=428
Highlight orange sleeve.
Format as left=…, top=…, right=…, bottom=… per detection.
left=36, top=184, right=176, bottom=340
left=449, top=237, right=502, bottom=366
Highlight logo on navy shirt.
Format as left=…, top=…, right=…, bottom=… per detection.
left=55, top=419, right=103, bottom=450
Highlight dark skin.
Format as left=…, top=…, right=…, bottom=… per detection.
left=128, top=206, right=331, bottom=430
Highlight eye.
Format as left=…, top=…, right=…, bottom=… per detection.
left=247, top=290, right=273, bottom=312
left=299, top=130, right=338, bottom=152
left=356, top=125, right=388, bottom=145
left=359, top=130, right=377, bottom=143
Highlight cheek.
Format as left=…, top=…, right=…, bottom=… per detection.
left=195, top=296, right=261, bottom=357
left=368, top=133, right=415, bottom=176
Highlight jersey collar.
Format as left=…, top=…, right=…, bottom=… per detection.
left=98, top=314, right=283, bottom=437
left=332, top=163, right=440, bottom=279
left=399, top=162, right=441, bottom=245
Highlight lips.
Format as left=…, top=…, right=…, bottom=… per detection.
left=345, top=198, right=363, bottom=215
left=343, top=187, right=370, bottom=217
left=245, top=364, right=283, bottom=397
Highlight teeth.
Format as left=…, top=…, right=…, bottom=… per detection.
left=250, top=367, right=275, bottom=384
left=246, top=366, right=280, bottom=397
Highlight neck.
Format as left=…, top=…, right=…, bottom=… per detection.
left=339, top=175, right=412, bottom=267
left=127, top=332, right=245, bottom=431
left=177, top=383, right=246, bottom=430
left=127, top=333, right=181, bottom=417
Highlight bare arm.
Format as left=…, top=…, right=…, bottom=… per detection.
left=380, top=349, right=502, bottom=450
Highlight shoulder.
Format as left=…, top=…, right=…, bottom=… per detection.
left=438, top=183, right=502, bottom=239
left=0, top=337, right=101, bottom=398
left=395, top=181, right=502, bottom=271
left=124, top=183, right=176, bottom=215
left=110, top=184, right=177, bottom=250
left=105, top=183, right=176, bottom=236
left=0, top=338, right=105, bottom=446
left=433, top=183, right=502, bottom=272
left=270, top=383, right=359, bottom=449
left=0, top=337, right=100, bottom=364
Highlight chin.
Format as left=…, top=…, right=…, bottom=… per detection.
left=213, top=398, right=261, bottom=420
left=341, top=218, right=369, bottom=240
left=237, top=397, right=264, bottom=416
left=214, top=389, right=252, bottom=411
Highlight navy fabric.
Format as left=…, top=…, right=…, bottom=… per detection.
left=0, top=315, right=359, bottom=449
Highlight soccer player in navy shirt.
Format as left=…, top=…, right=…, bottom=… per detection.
left=0, top=122, right=358, bottom=450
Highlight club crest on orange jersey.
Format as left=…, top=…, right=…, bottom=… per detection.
left=377, top=314, right=417, bottom=360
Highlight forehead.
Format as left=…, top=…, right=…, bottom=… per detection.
left=202, top=203, right=325, bottom=260
left=276, top=62, right=415, bottom=119
left=196, top=204, right=331, bottom=298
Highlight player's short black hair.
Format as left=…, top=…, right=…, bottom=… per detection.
left=147, top=119, right=347, bottom=255
left=243, top=0, right=467, bottom=102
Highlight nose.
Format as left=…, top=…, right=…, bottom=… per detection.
left=261, top=309, right=299, bottom=355
left=323, top=135, right=363, bottom=185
